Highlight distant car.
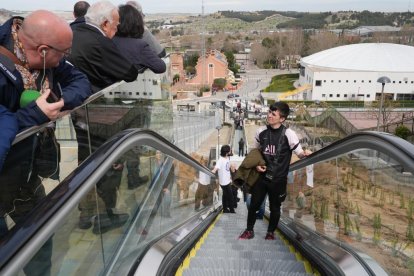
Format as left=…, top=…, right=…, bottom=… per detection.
left=227, top=93, right=240, bottom=99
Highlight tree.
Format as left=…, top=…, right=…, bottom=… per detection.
left=173, top=74, right=180, bottom=84
left=184, top=53, right=199, bottom=68
left=250, top=42, right=270, bottom=68
left=185, top=66, right=196, bottom=76
left=207, top=37, right=213, bottom=50
left=395, top=125, right=411, bottom=140
left=369, top=98, right=400, bottom=132
left=224, top=51, right=239, bottom=74
left=213, top=78, right=227, bottom=90
left=305, top=31, right=340, bottom=55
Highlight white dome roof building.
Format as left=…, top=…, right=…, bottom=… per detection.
left=297, top=43, right=414, bottom=102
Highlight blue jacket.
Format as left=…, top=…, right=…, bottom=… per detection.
left=0, top=17, right=92, bottom=171
left=0, top=17, right=92, bottom=129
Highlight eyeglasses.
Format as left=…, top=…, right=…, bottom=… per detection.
left=44, top=44, right=71, bottom=57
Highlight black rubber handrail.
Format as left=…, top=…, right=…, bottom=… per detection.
left=0, top=128, right=213, bottom=274
left=291, top=131, right=414, bottom=175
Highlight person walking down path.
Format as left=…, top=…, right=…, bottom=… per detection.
left=238, top=137, right=245, bottom=156
left=212, top=145, right=236, bottom=213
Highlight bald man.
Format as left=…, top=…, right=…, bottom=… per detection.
left=0, top=9, right=91, bottom=175
left=0, top=10, right=91, bottom=275
left=0, top=10, right=91, bottom=128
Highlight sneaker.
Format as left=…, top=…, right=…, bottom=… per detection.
left=92, top=213, right=129, bottom=234
left=239, top=230, right=254, bottom=240
left=78, top=217, right=92, bottom=229
left=128, top=176, right=149, bottom=190
left=265, top=232, right=275, bottom=240
left=137, top=175, right=149, bottom=183
left=223, top=209, right=230, bottom=213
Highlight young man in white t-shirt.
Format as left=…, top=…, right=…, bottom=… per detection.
left=212, top=145, right=236, bottom=213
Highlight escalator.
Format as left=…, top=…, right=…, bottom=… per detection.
left=1, top=123, right=413, bottom=275
left=181, top=207, right=311, bottom=275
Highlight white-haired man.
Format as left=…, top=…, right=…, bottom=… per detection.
left=68, top=0, right=138, bottom=91
left=67, top=1, right=138, bottom=234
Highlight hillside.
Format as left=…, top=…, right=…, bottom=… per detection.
left=177, top=13, right=293, bottom=33
left=218, top=10, right=414, bottom=29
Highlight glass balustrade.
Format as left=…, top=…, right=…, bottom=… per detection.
left=285, top=149, right=414, bottom=275
left=18, top=144, right=214, bottom=275
left=0, top=72, right=219, bottom=275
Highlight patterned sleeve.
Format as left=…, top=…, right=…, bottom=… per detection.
left=286, top=128, right=304, bottom=156
left=254, top=126, right=266, bottom=149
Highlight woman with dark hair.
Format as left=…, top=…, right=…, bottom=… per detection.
left=113, top=4, right=166, bottom=73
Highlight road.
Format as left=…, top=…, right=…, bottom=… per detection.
left=172, top=64, right=300, bottom=123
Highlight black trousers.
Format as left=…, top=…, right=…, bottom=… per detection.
left=247, top=177, right=287, bottom=233
left=220, top=184, right=235, bottom=212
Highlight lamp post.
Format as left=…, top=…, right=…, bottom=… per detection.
left=313, top=100, right=320, bottom=146
left=215, top=109, right=222, bottom=161
left=376, top=76, right=391, bottom=132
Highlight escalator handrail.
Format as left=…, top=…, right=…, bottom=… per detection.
left=0, top=128, right=213, bottom=274
left=290, top=131, right=414, bottom=174
left=11, top=81, right=120, bottom=145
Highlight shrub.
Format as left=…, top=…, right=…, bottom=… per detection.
left=395, top=125, right=411, bottom=140
left=213, top=78, right=227, bottom=90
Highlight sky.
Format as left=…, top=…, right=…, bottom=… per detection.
left=2, top=0, right=413, bottom=14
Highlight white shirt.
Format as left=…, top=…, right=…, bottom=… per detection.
left=214, top=156, right=232, bottom=186
left=199, top=171, right=211, bottom=185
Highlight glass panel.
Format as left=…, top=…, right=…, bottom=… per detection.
left=0, top=69, right=220, bottom=274
left=285, top=149, right=414, bottom=275
left=10, top=139, right=216, bottom=275
left=108, top=149, right=217, bottom=273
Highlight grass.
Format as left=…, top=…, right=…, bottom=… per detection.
left=263, top=73, right=299, bottom=92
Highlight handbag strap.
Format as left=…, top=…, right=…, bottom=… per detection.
left=0, top=46, right=23, bottom=66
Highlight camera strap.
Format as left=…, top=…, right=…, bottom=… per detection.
left=271, top=124, right=286, bottom=166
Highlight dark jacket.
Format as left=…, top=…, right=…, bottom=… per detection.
left=67, top=23, right=139, bottom=92
left=0, top=17, right=92, bottom=129
left=142, top=28, right=166, bottom=58
left=0, top=106, right=17, bottom=172
left=112, top=36, right=166, bottom=74
left=233, top=148, right=265, bottom=188
left=70, top=16, right=85, bottom=30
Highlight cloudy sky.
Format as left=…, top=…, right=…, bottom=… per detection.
left=2, top=0, right=413, bottom=14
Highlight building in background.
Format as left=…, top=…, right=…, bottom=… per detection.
left=294, top=43, right=414, bottom=102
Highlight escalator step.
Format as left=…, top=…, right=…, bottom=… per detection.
left=182, top=267, right=309, bottom=276
left=187, top=257, right=307, bottom=274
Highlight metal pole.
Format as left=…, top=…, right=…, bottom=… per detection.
left=217, top=129, right=220, bottom=161
left=314, top=107, right=317, bottom=146
left=376, top=83, right=385, bottom=132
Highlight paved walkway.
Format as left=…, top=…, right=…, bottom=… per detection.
left=196, top=125, right=232, bottom=158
